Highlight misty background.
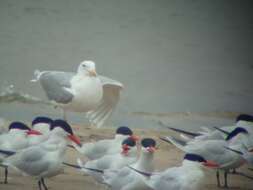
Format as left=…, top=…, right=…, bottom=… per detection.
left=0, top=0, right=252, bottom=129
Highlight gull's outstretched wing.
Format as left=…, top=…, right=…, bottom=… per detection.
left=86, top=75, right=123, bottom=127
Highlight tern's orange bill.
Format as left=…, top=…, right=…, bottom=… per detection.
left=121, top=144, right=130, bottom=155
left=68, top=134, right=82, bottom=147
left=27, top=129, right=42, bottom=136
left=130, top=135, right=140, bottom=142
left=203, top=160, right=219, bottom=168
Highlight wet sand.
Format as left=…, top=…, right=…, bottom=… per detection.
left=0, top=124, right=252, bottom=190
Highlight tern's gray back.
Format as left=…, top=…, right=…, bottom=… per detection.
left=7, top=147, right=49, bottom=176
left=39, top=71, right=75, bottom=104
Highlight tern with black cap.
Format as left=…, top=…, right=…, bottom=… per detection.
left=31, top=116, right=53, bottom=134
left=0, top=121, right=42, bottom=184
left=129, top=153, right=218, bottom=190
left=74, top=126, right=139, bottom=160
left=161, top=126, right=252, bottom=188
left=77, top=137, right=138, bottom=183
left=103, top=138, right=157, bottom=190
left=2, top=119, right=81, bottom=190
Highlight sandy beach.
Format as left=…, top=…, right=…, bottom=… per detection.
left=0, top=124, right=252, bottom=190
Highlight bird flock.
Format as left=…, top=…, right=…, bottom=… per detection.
left=0, top=61, right=252, bottom=190
left=0, top=114, right=252, bottom=190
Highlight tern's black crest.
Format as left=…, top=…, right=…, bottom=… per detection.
left=226, top=127, right=248, bottom=141
left=51, top=119, right=73, bottom=135
left=32, top=116, right=53, bottom=126
left=116, top=126, right=133, bottom=136
left=236, top=114, right=253, bottom=123
left=141, top=138, right=156, bottom=148
left=9, top=122, right=30, bottom=131
left=122, top=137, right=136, bottom=147
left=184, top=153, right=206, bottom=163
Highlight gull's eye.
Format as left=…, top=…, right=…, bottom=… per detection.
left=82, top=64, right=86, bottom=68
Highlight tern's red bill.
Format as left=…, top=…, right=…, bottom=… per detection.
left=203, top=160, right=219, bottom=168
left=121, top=144, right=130, bottom=155
left=130, top=135, right=140, bottom=142
left=68, top=134, right=81, bottom=147
left=27, top=129, right=42, bottom=136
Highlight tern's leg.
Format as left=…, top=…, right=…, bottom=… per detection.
left=38, top=179, right=42, bottom=190
left=4, top=166, right=8, bottom=184
left=216, top=170, right=221, bottom=187
left=41, top=178, right=48, bottom=190
left=224, top=172, right=228, bottom=188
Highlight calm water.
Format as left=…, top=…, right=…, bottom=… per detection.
left=0, top=0, right=252, bottom=129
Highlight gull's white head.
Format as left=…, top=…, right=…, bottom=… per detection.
left=77, top=60, right=97, bottom=77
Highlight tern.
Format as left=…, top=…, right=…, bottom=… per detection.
left=31, top=116, right=53, bottom=134
left=129, top=153, right=218, bottom=190
left=162, top=114, right=253, bottom=143
left=0, top=121, right=41, bottom=184
left=102, top=138, right=157, bottom=190
left=74, top=126, right=139, bottom=160
left=161, top=127, right=253, bottom=188
left=77, top=137, right=138, bottom=183
left=2, top=119, right=81, bottom=190
left=29, top=116, right=53, bottom=146
left=31, top=60, right=123, bottom=127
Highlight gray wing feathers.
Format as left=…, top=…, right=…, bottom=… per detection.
left=86, top=75, right=123, bottom=127
left=39, top=72, right=75, bottom=104
left=164, top=136, right=187, bottom=152
left=98, top=76, right=124, bottom=88
left=5, top=147, right=49, bottom=176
